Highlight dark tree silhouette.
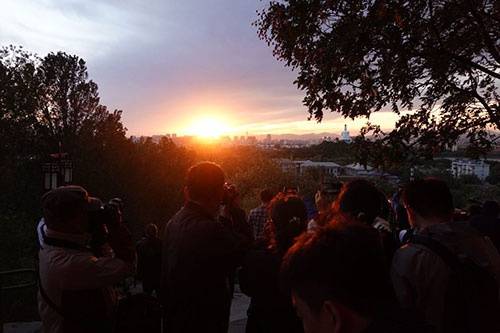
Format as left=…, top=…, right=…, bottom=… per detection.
left=0, top=46, right=194, bottom=239
left=256, top=0, right=500, bottom=164
left=0, top=46, right=42, bottom=158
left=37, top=51, right=124, bottom=153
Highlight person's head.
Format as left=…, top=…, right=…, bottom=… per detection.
left=145, top=223, right=159, bottom=238
left=315, top=190, right=331, bottom=214
left=402, top=178, right=453, bottom=228
left=468, top=204, right=482, bottom=217
left=333, top=180, right=384, bottom=226
left=482, top=201, right=499, bottom=218
left=103, top=203, right=122, bottom=227
left=268, top=194, right=308, bottom=253
left=109, top=197, right=124, bottom=212
left=281, top=220, right=394, bottom=333
left=185, top=162, right=225, bottom=214
left=42, top=185, right=92, bottom=234
left=260, top=188, right=274, bottom=205
left=222, top=183, right=240, bottom=207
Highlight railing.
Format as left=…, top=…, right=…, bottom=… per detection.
left=0, top=269, right=37, bottom=333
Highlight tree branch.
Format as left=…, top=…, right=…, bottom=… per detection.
left=448, top=53, right=500, bottom=80
left=471, top=91, right=500, bottom=128
left=466, top=0, right=500, bottom=66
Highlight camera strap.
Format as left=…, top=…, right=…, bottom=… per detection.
left=38, top=272, right=94, bottom=330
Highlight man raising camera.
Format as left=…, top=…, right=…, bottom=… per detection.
left=37, top=186, right=136, bottom=333
left=161, top=162, right=251, bottom=333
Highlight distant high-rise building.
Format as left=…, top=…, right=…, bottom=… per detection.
left=266, top=134, right=272, bottom=142
left=340, top=124, right=352, bottom=143
left=247, top=136, right=257, bottom=145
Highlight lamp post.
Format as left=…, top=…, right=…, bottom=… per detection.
left=42, top=150, right=72, bottom=191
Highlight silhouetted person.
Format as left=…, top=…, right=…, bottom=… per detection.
left=248, top=189, right=274, bottom=240
left=137, top=223, right=162, bottom=295
left=333, top=179, right=398, bottom=261
left=468, top=203, right=482, bottom=218
left=281, top=220, right=429, bottom=333
left=392, top=179, right=500, bottom=333
left=392, top=189, right=410, bottom=230
left=37, top=186, right=135, bottom=333
left=221, top=183, right=252, bottom=241
left=161, top=162, right=250, bottom=333
left=219, top=183, right=252, bottom=298
left=307, top=181, right=341, bottom=230
left=240, top=193, right=307, bottom=333
left=470, top=200, right=500, bottom=251
left=105, top=203, right=135, bottom=264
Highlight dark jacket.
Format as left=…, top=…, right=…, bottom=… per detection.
left=137, top=236, right=162, bottom=294
left=363, top=305, right=433, bottom=333
left=161, top=201, right=249, bottom=333
left=239, top=245, right=303, bottom=333
left=470, top=214, right=500, bottom=251
left=391, top=222, right=500, bottom=333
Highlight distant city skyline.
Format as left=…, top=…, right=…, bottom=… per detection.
left=1, top=0, right=400, bottom=136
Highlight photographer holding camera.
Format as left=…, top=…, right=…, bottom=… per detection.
left=161, top=162, right=251, bottom=333
left=37, top=186, right=136, bottom=333
left=220, top=183, right=253, bottom=242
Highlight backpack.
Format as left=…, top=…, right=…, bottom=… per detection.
left=114, top=293, right=162, bottom=333
left=411, top=235, right=500, bottom=333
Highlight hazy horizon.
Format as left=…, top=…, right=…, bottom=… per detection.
left=1, top=0, right=400, bottom=136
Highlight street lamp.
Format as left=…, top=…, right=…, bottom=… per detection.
left=42, top=152, right=72, bottom=191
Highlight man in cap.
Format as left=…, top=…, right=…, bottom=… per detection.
left=37, top=186, right=136, bottom=333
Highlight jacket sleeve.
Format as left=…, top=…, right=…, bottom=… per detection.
left=61, top=252, right=135, bottom=290
left=205, top=219, right=251, bottom=272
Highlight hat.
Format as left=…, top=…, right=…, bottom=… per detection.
left=109, top=197, right=124, bottom=210
left=42, top=186, right=92, bottom=227
left=88, top=197, right=104, bottom=212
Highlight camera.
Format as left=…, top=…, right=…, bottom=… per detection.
left=88, top=201, right=121, bottom=248
left=222, top=183, right=238, bottom=205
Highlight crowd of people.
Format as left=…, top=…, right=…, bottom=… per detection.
left=36, top=161, right=500, bottom=333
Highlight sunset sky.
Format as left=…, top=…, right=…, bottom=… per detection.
left=1, top=0, right=399, bottom=137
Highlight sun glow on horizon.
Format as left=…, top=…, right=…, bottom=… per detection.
left=185, top=116, right=232, bottom=138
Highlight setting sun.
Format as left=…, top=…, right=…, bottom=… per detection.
left=186, top=116, right=231, bottom=138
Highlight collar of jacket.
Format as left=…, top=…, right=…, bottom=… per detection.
left=185, top=200, right=217, bottom=221
left=44, top=226, right=90, bottom=248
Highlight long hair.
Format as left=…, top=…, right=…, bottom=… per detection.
left=267, top=193, right=308, bottom=254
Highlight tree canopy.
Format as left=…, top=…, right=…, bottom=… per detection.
left=256, top=0, right=500, bottom=165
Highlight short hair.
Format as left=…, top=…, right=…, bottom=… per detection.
left=186, top=162, right=225, bottom=201
left=268, top=194, right=308, bottom=252
left=402, top=178, right=453, bottom=220
left=145, top=223, right=158, bottom=238
left=333, top=179, right=385, bottom=225
left=260, top=189, right=274, bottom=203
left=281, top=220, right=394, bottom=316
left=42, top=186, right=89, bottom=229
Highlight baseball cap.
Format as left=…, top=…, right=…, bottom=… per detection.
left=42, top=186, right=99, bottom=227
